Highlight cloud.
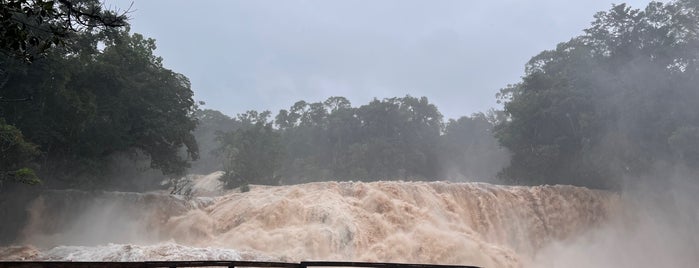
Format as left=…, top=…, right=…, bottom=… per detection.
left=128, top=0, right=658, bottom=118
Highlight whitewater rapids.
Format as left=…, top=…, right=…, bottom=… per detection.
left=2, top=174, right=620, bottom=268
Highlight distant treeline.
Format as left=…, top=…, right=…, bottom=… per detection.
left=201, top=0, right=699, bottom=189
left=191, top=97, right=509, bottom=188
left=2, top=0, right=699, bottom=193
left=0, top=24, right=507, bottom=192
left=4, top=0, right=699, bottom=248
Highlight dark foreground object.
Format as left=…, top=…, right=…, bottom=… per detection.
left=0, top=261, right=481, bottom=268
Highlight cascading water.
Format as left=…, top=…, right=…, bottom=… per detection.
left=0, top=173, right=621, bottom=268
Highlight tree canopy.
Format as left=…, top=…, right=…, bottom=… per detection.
left=218, top=111, right=283, bottom=188
left=213, top=96, right=509, bottom=188
left=0, top=118, right=39, bottom=187
left=495, top=0, right=699, bottom=188
left=0, top=28, right=198, bottom=189
left=0, top=0, right=128, bottom=62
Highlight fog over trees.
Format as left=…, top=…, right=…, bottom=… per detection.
left=2, top=2, right=699, bottom=265
left=205, top=96, right=508, bottom=189
left=1, top=28, right=198, bottom=190
left=1, top=0, right=698, bottom=192
left=496, top=0, right=699, bottom=188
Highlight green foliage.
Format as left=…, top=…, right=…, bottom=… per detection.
left=12, top=167, right=40, bottom=185
left=0, top=119, right=40, bottom=188
left=275, top=95, right=444, bottom=182
left=439, top=111, right=510, bottom=181
left=218, top=111, right=283, bottom=188
left=213, top=96, right=506, bottom=185
left=0, top=0, right=128, bottom=62
left=496, top=0, right=699, bottom=188
left=1, top=28, right=198, bottom=188
left=188, top=109, right=243, bottom=174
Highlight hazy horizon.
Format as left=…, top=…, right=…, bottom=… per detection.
left=125, top=0, right=659, bottom=119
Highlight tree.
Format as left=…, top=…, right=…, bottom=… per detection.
left=188, top=109, right=243, bottom=174
left=1, top=28, right=198, bottom=188
left=209, top=95, right=516, bottom=184
left=0, top=119, right=39, bottom=189
left=439, top=112, right=510, bottom=181
left=0, top=0, right=128, bottom=62
left=495, top=0, right=699, bottom=188
left=218, top=111, right=283, bottom=188
left=273, top=95, right=444, bottom=182
left=0, top=0, right=131, bottom=189
left=355, top=96, right=443, bottom=180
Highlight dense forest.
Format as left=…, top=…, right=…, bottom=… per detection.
left=2, top=0, right=699, bottom=193
left=496, top=0, right=699, bottom=188
left=193, top=97, right=508, bottom=188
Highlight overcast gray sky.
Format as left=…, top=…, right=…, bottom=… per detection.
left=124, top=0, right=657, bottom=119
